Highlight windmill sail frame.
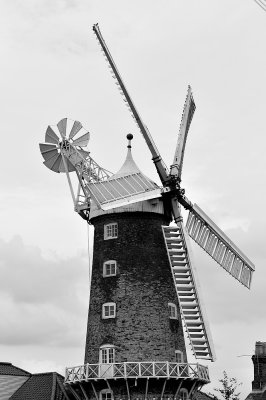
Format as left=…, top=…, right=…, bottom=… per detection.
left=186, top=204, right=254, bottom=289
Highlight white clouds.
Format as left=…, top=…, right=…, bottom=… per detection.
left=0, top=296, right=81, bottom=346
left=0, top=235, right=89, bottom=346
left=19, top=358, right=65, bottom=375
left=0, top=0, right=93, bottom=61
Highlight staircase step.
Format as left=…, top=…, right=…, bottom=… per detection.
left=162, top=225, right=215, bottom=362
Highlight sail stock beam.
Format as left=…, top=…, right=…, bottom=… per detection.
left=93, top=23, right=170, bottom=185
left=186, top=204, right=255, bottom=289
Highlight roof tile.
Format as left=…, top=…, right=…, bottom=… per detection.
left=0, top=363, right=30, bottom=377
left=10, top=372, right=65, bottom=400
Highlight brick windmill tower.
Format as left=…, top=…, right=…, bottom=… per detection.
left=39, top=25, right=255, bottom=400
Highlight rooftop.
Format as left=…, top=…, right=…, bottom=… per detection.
left=10, top=372, right=66, bottom=400
left=0, top=362, right=30, bottom=377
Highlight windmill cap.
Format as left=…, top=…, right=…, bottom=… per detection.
left=109, top=133, right=156, bottom=183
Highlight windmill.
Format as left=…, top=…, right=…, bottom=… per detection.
left=39, top=24, right=255, bottom=400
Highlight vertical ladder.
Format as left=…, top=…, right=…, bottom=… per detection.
left=162, top=225, right=216, bottom=361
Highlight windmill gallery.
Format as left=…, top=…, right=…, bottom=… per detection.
left=26, top=24, right=256, bottom=399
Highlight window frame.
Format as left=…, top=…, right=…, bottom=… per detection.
left=175, top=350, right=184, bottom=364
left=102, top=302, right=116, bottom=319
left=104, top=223, right=118, bottom=240
left=103, top=260, right=117, bottom=277
left=168, top=302, right=178, bottom=319
left=179, top=388, right=188, bottom=400
left=99, top=345, right=115, bottom=364
left=100, top=389, right=114, bottom=400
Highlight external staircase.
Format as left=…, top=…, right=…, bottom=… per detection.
left=162, top=225, right=216, bottom=361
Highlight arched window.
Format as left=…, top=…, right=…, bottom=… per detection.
left=104, top=223, right=118, bottom=240
left=99, top=345, right=115, bottom=364
left=168, top=302, right=177, bottom=319
left=179, top=388, right=188, bottom=400
left=100, top=389, right=113, bottom=400
left=103, top=260, right=117, bottom=277
left=175, top=350, right=184, bottom=363
left=102, top=302, right=116, bottom=319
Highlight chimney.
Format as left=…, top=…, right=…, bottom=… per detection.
left=252, top=342, right=266, bottom=391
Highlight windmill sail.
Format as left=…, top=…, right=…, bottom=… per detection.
left=163, top=224, right=216, bottom=361
left=186, top=204, right=255, bottom=289
left=93, top=23, right=170, bottom=185
left=170, top=86, right=196, bottom=181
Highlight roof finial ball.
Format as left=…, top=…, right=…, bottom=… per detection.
left=127, top=133, right=133, bottom=148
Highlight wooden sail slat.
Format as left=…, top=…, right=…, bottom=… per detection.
left=186, top=204, right=254, bottom=288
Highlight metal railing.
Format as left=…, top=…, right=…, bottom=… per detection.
left=65, top=362, right=210, bottom=384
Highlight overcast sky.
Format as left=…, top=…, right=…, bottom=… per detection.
left=0, top=1, right=266, bottom=398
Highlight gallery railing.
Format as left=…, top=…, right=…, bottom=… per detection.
left=65, top=362, right=210, bottom=384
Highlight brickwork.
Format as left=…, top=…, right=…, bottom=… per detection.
left=76, top=378, right=193, bottom=400
left=84, top=211, right=187, bottom=365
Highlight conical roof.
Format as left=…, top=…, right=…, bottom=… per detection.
left=109, top=137, right=157, bottom=187
left=88, top=134, right=162, bottom=216
left=110, top=146, right=141, bottom=179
